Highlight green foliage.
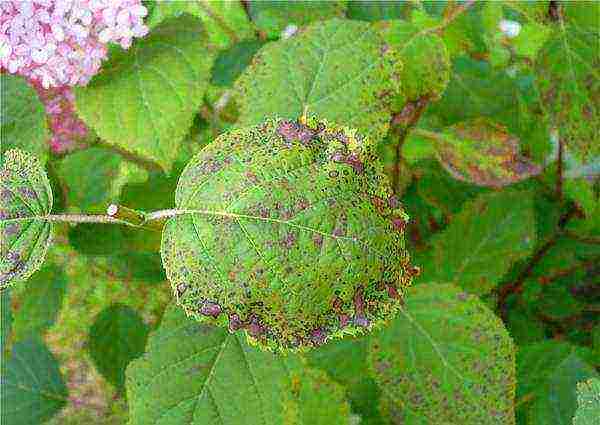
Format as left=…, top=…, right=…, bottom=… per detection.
left=12, top=265, right=67, bottom=339
left=88, top=304, right=150, bottom=390
left=126, top=303, right=351, bottom=425
left=247, top=1, right=346, bottom=38
left=161, top=117, right=414, bottom=351
left=0, top=75, right=49, bottom=164
left=0, top=289, right=11, bottom=356
left=0, top=150, right=53, bottom=289
left=56, top=147, right=147, bottom=213
left=422, top=190, right=536, bottom=295
left=236, top=18, right=401, bottom=143
left=211, top=40, right=266, bottom=87
left=574, top=378, right=600, bottom=425
left=75, top=15, right=214, bottom=171
left=1, top=338, right=68, bottom=425
left=346, top=1, right=408, bottom=22
left=368, top=284, right=516, bottom=424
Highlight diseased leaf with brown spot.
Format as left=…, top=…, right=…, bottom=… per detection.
left=126, top=303, right=351, bottom=425
left=434, top=118, right=541, bottom=188
left=368, top=284, right=516, bottom=425
left=160, top=117, right=415, bottom=352
left=0, top=150, right=53, bottom=289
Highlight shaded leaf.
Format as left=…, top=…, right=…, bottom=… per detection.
left=126, top=304, right=351, bottom=425
left=88, top=304, right=150, bottom=390
left=574, top=378, right=600, bottom=425
left=424, top=190, right=536, bottom=295
left=0, top=150, right=53, bottom=289
left=307, top=335, right=385, bottom=425
left=529, top=353, right=599, bottom=425
left=56, top=147, right=147, bottom=213
left=368, top=284, right=516, bottom=424
left=12, top=265, right=67, bottom=339
left=236, top=19, right=402, bottom=143
left=75, top=15, right=214, bottom=171
left=0, top=75, right=49, bottom=164
left=248, top=1, right=346, bottom=38
left=432, top=119, right=541, bottom=187
left=161, top=118, right=414, bottom=352
left=211, top=40, right=266, bottom=87
left=1, top=338, right=68, bottom=425
left=147, top=0, right=254, bottom=48
left=534, top=2, right=600, bottom=163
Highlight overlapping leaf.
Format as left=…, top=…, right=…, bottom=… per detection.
left=0, top=150, right=53, bottom=289
left=126, top=304, right=351, bottom=425
left=75, top=15, right=214, bottom=171
left=88, top=304, right=150, bottom=390
left=0, top=75, right=49, bottom=164
left=1, top=338, right=68, bottom=425
left=422, top=190, right=536, bottom=295
left=235, top=19, right=402, bottom=143
left=368, top=284, right=516, bottom=424
left=347, top=1, right=408, bottom=22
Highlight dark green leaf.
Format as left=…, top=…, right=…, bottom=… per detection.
left=236, top=19, right=402, bottom=143
left=88, top=304, right=150, bottom=390
left=0, top=150, right=53, bottom=289
left=211, top=40, right=266, bottom=87
left=347, top=1, right=409, bottom=21
left=12, top=265, right=67, bottom=339
left=1, top=289, right=11, bottom=356
left=126, top=304, right=351, bottom=425
left=75, top=15, right=214, bottom=171
left=1, top=338, right=68, bottom=425
left=0, top=75, right=49, bottom=164
left=368, top=284, right=516, bottom=424
left=425, top=190, right=536, bottom=295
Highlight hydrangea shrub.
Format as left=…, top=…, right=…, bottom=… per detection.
left=1, top=2, right=598, bottom=424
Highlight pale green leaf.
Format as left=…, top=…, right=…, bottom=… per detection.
left=512, top=22, right=551, bottom=60
left=248, top=1, right=346, bottom=38
left=0, top=75, right=49, bottom=164
left=534, top=2, right=600, bottom=163
left=75, top=15, right=214, bottom=172
left=430, top=118, right=541, bottom=187
left=1, top=338, right=68, bottom=425
left=12, top=265, right=67, bottom=339
left=161, top=117, right=415, bottom=351
left=574, top=378, right=600, bottom=425
left=88, top=304, right=150, bottom=390
left=368, top=284, right=516, bottom=424
left=235, top=19, right=402, bottom=143
left=1, top=289, right=11, bottom=356
left=424, top=190, right=536, bottom=295
left=126, top=304, right=351, bottom=425
left=147, top=0, right=254, bottom=48
left=0, top=150, right=53, bottom=289
left=56, top=147, right=147, bottom=213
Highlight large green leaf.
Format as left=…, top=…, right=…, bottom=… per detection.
left=423, top=190, right=536, bottom=295
left=368, top=284, right=516, bottom=424
left=347, top=1, right=409, bottom=22
left=248, top=1, right=346, bottom=38
left=534, top=2, right=600, bottom=163
left=0, top=75, right=49, bottom=164
left=161, top=117, right=415, bottom=352
left=1, top=338, right=68, bottom=425
left=12, top=265, right=67, bottom=339
left=147, top=0, right=254, bottom=48
left=88, top=304, right=150, bottom=390
left=56, top=147, right=147, bottom=213
left=573, top=378, right=600, bottom=425
left=75, top=15, right=214, bottom=172
left=235, top=19, right=402, bottom=143
left=126, top=304, right=351, bottom=425
left=0, top=150, right=53, bottom=289
left=431, top=118, right=541, bottom=187
left=1, top=289, right=11, bottom=356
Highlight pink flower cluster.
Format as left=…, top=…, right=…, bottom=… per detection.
left=31, top=81, right=89, bottom=153
left=0, top=0, right=148, bottom=88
